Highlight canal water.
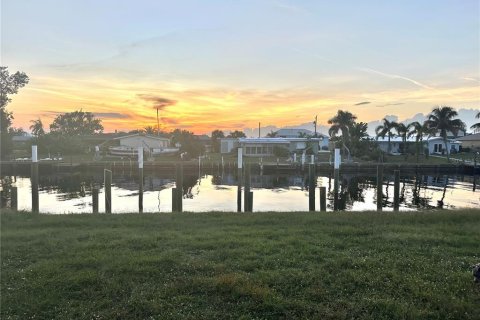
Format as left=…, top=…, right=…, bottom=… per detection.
left=0, top=171, right=478, bottom=213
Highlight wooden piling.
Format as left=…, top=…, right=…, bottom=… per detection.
left=92, top=187, right=99, bottom=213
left=11, top=186, right=17, bottom=211
left=376, top=165, right=384, bottom=211
left=319, top=186, right=326, bottom=212
left=393, top=170, right=400, bottom=211
left=104, top=169, right=112, bottom=213
left=308, top=164, right=315, bottom=211
left=237, top=168, right=242, bottom=212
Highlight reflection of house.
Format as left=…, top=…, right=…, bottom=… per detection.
left=373, top=136, right=460, bottom=155
left=456, top=133, right=480, bottom=150
left=220, top=137, right=326, bottom=157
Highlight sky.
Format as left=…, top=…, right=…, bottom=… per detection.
left=2, top=0, right=479, bottom=134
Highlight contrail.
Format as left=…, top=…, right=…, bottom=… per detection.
left=356, top=67, right=435, bottom=90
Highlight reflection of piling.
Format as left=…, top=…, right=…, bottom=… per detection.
left=92, top=187, right=99, bottom=213
left=138, top=147, right=144, bottom=213
left=31, top=146, right=39, bottom=213
left=319, top=186, right=326, bottom=212
left=104, top=169, right=112, bottom=213
left=333, top=169, right=340, bottom=211
left=393, top=170, right=400, bottom=211
left=237, top=148, right=243, bottom=212
left=172, top=188, right=178, bottom=212
left=308, top=164, right=315, bottom=211
left=11, top=187, right=17, bottom=211
left=244, top=163, right=251, bottom=212
left=175, top=163, right=183, bottom=212
left=376, top=165, right=384, bottom=211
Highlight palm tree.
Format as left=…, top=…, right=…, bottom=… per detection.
left=375, top=118, right=397, bottom=154
left=29, top=119, right=45, bottom=137
left=424, top=106, right=466, bottom=162
left=470, top=111, right=480, bottom=133
left=266, top=130, right=278, bottom=138
left=407, top=121, right=434, bottom=162
left=394, top=123, right=408, bottom=154
left=328, top=110, right=357, bottom=160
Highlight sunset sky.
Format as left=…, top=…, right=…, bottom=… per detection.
left=2, top=0, right=479, bottom=134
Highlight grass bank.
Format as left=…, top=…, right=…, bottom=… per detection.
left=1, top=210, right=479, bottom=319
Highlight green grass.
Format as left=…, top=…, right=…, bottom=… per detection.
left=1, top=210, right=479, bottom=319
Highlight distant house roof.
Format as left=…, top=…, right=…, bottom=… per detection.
left=455, top=133, right=480, bottom=141
left=113, top=133, right=170, bottom=141
left=12, top=135, right=33, bottom=142
left=239, top=137, right=324, bottom=144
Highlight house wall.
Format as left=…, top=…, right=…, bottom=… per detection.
left=120, top=136, right=169, bottom=149
left=459, top=140, right=480, bottom=150
left=242, top=143, right=288, bottom=156
left=426, top=140, right=460, bottom=154
left=220, top=140, right=237, bottom=153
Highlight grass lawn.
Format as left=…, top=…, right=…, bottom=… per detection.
left=1, top=210, right=479, bottom=319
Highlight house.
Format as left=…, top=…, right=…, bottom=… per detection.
left=220, top=137, right=325, bottom=157
left=455, top=133, right=480, bottom=151
left=372, top=136, right=460, bottom=155
left=276, top=129, right=330, bottom=149
left=113, top=133, right=170, bottom=149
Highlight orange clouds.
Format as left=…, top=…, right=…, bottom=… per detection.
left=7, top=74, right=480, bottom=134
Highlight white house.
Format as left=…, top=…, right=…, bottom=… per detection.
left=220, top=137, right=326, bottom=156
left=372, top=136, right=460, bottom=155
left=276, top=128, right=329, bottom=149
left=114, top=133, right=170, bottom=149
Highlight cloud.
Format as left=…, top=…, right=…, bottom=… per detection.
left=462, top=77, right=480, bottom=83
left=137, top=94, right=177, bottom=110
left=354, top=101, right=370, bottom=106
left=93, top=112, right=130, bottom=119
left=160, top=117, right=179, bottom=124
left=357, top=67, right=434, bottom=90
left=376, top=102, right=405, bottom=107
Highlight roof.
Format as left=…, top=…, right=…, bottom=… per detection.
left=12, top=135, right=33, bottom=142
left=238, top=137, right=324, bottom=144
left=113, top=133, right=170, bottom=141
left=455, top=133, right=480, bottom=141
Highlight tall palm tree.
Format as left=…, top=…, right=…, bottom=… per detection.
left=394, top=123, right=408, bottom=154
left=375, top=118, right=397, bottom=154
left=328, top=110, right=357, bottom=160
left=29, top=119, right=45, bottom=137
left=407, top=121, right=434, bottom=162
left=424, top=106, right=466, bottom=162
left=470, top=111, right=480, bottom=133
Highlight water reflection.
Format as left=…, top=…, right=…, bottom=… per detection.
left=0, top=170, right=478, bottom=213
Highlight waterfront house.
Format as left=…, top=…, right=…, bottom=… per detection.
left=455, top=133, right=480, bottom=151
left=373, top=136, right=460, bottom=155
left=220, top=137, right=325, bottom=157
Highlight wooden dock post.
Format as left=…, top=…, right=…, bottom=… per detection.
left=393, top=170, right=400, bottom=211
left=175, top=163, right=183, bottom=212
left=11, top=186, right=17, bottom=211
left=333, top=148, right=340, bottom=211
left=244, top=163, right=251, bottom=212
left=248, top=191, right=253, bottom=212
left=138, top=147, right=144, bottom=213
left=104, top=169, right=112, bottom=213
left=31, top=145, right=39, bottom=213
left=308, top=164, right=315, bottom=211
left=376, top=165, right=384, bottom=211
left=92, top=187, right=99, bottom=213
left=237, top=148, right=243, bottom=212
left=319, top=186, right=326, bottom=212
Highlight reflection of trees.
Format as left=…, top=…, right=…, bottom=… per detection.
left=1, top=176, right=13, bottom=207
left=39, top=174, right=95, bottom=201
left=438, top=176, right=449, bottom=208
